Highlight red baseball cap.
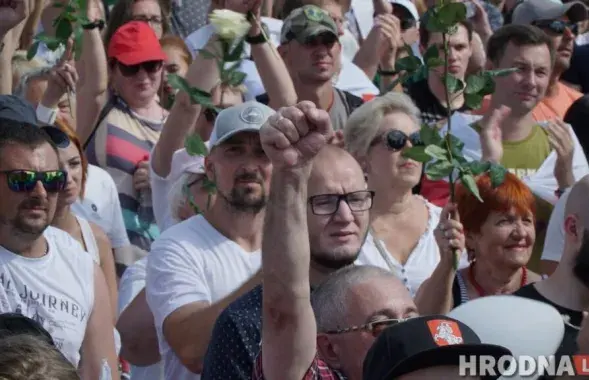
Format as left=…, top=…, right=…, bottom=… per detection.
left=107, top=21, right=167, bottom=65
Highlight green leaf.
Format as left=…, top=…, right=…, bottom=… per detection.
left=424, top=9, right=446, bottom=33
left=411, top=65, right=428, bottom=82
left=225, top=70, right=247, bottom=86
left=489, top=164, right=508, bottom=188
left=395, top=55, right=422, bottom=73
left=425, top=160, right=455, bottom=180
left=465, top=74, right=486, bottom=94
left=437, top=2, right=467, bottom=27
left=27, top=41, right=40, bottom=60
left=380, top=75, right=405, bottom=95
left=185, top=135, right=209, bottom=156
left=197, top=49, right=216, bottom=59
left=460, top=172, right=483, bottom=202
left=486, top=68, right=518, bottom=77
left=73, top=25, right=84, bottom=60
left=480, top=73, right=496, bottom=95
left=464, top=92, right=484, bottom=110
left=167, top=73, right=193, bottom=94
left=424, top=144, right=448, bottom=160
left=447, top=133, right=465, bottom=154
left=467, top=161, right=491, bottom=176
left=420, top=124, right=443, bottom=146
left=189, top=88, right=214, bottom=107
left=55, top=18, right=73, bottom=40
left=423, top=45, right=440, bottom=67
left=402, top=145, right=432, bottom=163
left=225, top=39, right=246, bottom=62
left=444, top=74, right=464, bottom=94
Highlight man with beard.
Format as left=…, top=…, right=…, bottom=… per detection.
left=201, top=143, right=375, bottom=380
left=514, top=175, right=589, bottom=377
left=511, top=0, right=587, bottom=119
left=0, top=96, right=118, bottom=378
left=146, top=101, right=274, bottom=380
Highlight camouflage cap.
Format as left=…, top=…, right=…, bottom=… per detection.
left=280, top=5, right=339, bottom=44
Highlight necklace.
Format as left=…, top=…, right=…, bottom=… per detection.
left=469, top=263, right=527, bottom=297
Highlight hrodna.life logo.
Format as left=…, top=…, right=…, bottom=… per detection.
left=459, top=355, right=589, bottom=377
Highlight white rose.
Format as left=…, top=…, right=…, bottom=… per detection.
left=209, top=9, right=251, bottom=41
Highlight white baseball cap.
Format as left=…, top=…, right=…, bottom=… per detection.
left=208, top=101, right=275, bottom=149
left=448, top=295, right=566, bottom=380
left=390, top=0, right=420, bottom=22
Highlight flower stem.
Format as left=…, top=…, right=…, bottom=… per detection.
left=442, top=32, right=460, bottom=271
left=247, top=11, right=280, bottom=60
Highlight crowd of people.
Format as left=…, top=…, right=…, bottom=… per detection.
left=1, top=0, right=589, bottom=378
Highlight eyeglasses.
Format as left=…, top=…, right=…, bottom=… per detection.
left=1, top=170, right=68, bottom=193
left=308, top=190, right=375, bottom=216
left=117, top=61, right=163, bottom=77
left=371, top=129, right=423, bottom=151
left=533, top=20, right=578, bottom=36
left=131, top=15, right=163, bottom=25
left=183, top=176, right=205, bottom=214
left=41, top=126, right=70, bottom=149
left=325, top=317, right=411, bottom=337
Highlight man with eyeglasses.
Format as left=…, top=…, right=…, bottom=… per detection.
left=0, top=95, right=118, bottom=378
left=200, top=111, right=386, bottom=379
left=511, top=0, right=587, bottom=120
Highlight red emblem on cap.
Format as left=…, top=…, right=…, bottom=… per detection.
left=427, top=319, right=464, bottom=346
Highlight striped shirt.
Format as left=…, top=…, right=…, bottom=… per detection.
left=86, top=96, right=164, bottom=251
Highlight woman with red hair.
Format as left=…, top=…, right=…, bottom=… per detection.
left=45, top=118, right=118, bottom=320
left=415, top=172, right=543, bottom=314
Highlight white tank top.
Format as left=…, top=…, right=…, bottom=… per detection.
left=0, top=226, right=94, bottom=367
left=77, top=216, right=100, bottom=265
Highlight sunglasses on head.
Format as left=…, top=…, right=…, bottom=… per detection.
left=372, top=129, right=423, bottom=151
left=1, top=170, right=68, bottom=193
left=41, top=126, right=70, bottom=149
left=533, top=19, right=578, bottom=35
left=117, top=60, right=163, bottom=77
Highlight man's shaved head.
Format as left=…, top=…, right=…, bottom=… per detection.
left=564, top=175, right=589, bottom=287
left=565, top=175, right=589, bottom=226
left=306, top=145, right=369, bottom=270
left=309, top=145, right=365, bottom=194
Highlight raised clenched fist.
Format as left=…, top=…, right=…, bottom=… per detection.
left=260, top=101, right=334, bottom=169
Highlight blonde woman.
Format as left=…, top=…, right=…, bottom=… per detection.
left=344, top=92, right=468, bottom=296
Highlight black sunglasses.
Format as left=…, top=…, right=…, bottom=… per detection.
left=117, top=60, right=163, bottom=77
left=533, top=19, right=578, bottom=35
left=305, top=32, right=339, bottom=47
left=1, top=170, right=68, bottom=193
left=41, top=126, right=70, bottom=148
left=372, top=129, right=423, bottom=151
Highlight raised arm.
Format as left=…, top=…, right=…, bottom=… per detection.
left=414, top=203, right=465, bottom=315
left=75, top=0, right=108, bottom=142
left=246, top=1, right=297, bottom=109
left=259, top=102, right=334, bottom=380
left=150, top=35, right=221, bottom=178
left=0, top=0, right=29, bottom=94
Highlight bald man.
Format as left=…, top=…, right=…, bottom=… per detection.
left=514, top=175, right=589, bottom=366
left=201, top=143, right=383, bottom=380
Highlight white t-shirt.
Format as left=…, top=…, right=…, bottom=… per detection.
left=541, top=189, right=571, bottom=263
left=0, top=227, right=95, bottom=366
left=71, top=165, right=130, bottom=249
left=118, top=257, right=164, bottom=380
left=146, top=215, right=261, bottom=380
left=355, top=200, right=469, bottom=297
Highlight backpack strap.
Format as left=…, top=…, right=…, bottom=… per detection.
left=83, top=95, right=117, bottom=150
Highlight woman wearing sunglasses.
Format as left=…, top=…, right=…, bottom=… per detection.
left=344, top=92, right=467, bottom=297
left=415, top=172, right=543, bottom=314
left=46, top=120, right=119, bottom=323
